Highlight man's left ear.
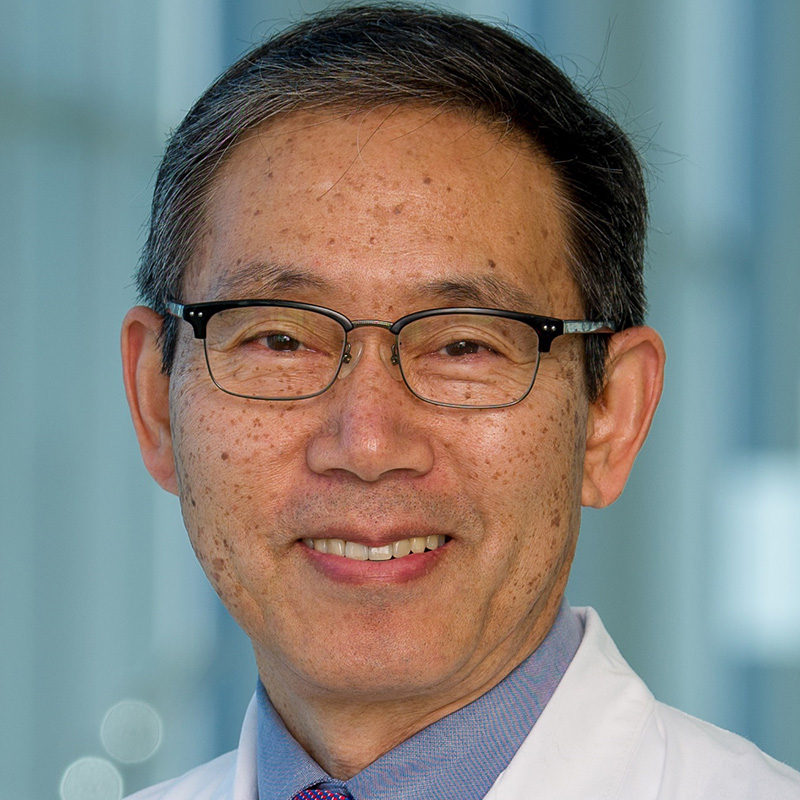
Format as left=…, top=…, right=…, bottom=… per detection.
left=581, top=326, right=665, bottom=508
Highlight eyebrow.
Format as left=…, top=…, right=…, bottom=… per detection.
left=208, top=262, right=331, bottom=299
left=420, top=274, right=541, bottom=312
left=207, top=262, right=542, bottom=313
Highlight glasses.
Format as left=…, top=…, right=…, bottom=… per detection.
left=167, top=299, right=614, bottom=409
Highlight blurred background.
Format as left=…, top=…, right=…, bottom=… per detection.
left=2, top=0, right=799, bottom=797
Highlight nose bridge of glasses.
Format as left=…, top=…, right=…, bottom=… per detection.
left=338, top=320, right=400, bottom=382
left=349, top=318, right=394, bottom=332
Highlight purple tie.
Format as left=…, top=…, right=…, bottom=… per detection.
left=292, top=788, right=352, bottom=800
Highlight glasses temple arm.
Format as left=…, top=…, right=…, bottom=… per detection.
left=562, top=320, right=616, bottom=335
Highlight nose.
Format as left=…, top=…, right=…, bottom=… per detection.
left=305, top=335, right=436, bottom=482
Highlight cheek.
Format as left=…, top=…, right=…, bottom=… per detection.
left=450, top=390, right=585, bottom=592
left=169, top=375, right=310, bottom=622
left=456, top=394, right=583, bottom=518
left=171, top=359, right=305, bottom=501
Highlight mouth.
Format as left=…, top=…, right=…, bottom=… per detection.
left=301, top=534, right=447, bottom=561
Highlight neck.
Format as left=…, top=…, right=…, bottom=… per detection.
left=255, top=593, right=565, bottom=779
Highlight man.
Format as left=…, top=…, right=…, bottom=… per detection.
left=121, top=5, right=800, bottom=799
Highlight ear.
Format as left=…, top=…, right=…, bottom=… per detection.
left=121, top=306, right=179, bottom=495
left=582, top=326, right=665, bottom=508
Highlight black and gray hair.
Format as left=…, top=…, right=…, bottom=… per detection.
left=137, top=3, right=647, bottom=398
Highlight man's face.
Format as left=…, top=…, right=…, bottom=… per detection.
left=169, top=108, right=589, bottom=712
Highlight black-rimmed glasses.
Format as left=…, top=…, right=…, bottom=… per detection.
left=167, top=299, right=614, bottom=409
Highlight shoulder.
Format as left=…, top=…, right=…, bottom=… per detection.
left=641, top=701, right=800, bottom=798
left=124, top=750, right=238, bottom=800
left=488, top=608, right=800, bottom=800
left=124, top=695, right=259, bottom=800
left=576, top=607, right=800, bottom=798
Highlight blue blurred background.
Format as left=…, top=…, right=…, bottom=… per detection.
left=2, top=1, right=799, bottom=797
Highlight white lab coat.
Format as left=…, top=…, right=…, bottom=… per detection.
left=127, top=608, right=800, bottom=799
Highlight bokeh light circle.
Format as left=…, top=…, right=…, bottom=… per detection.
left=100, top=699, right=163, bottom=764
left=60, top=757, right=123, bottom=800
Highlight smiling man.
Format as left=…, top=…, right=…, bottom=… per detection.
left=121, top=5, right=800, bottom=800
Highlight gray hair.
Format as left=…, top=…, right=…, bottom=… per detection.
left=138, top=3, right=648, bottom=398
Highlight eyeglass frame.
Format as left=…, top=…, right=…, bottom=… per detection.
left=166, top=298, right=615, bottom=409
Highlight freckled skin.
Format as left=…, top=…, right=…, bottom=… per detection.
left=168, top=107, right=590, bottom=766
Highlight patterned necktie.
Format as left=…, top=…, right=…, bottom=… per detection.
left=292, top=787, right=352, bottom=800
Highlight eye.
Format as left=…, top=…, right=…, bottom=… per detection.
left=442, top=339, right=493, bottom=357
left=261, top=332, right=303, bottom=352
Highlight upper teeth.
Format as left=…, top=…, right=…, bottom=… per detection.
left=302, top=534, right=446, bottom=561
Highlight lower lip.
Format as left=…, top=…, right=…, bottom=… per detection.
left=299, top=541, right=449, bottom=584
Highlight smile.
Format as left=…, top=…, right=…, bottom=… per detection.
left=302, top=535, right=447, bottom=561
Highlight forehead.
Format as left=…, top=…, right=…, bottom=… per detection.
left=189, top=107, right=580, bottom=315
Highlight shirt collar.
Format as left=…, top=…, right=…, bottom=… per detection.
left=256, top=597, right=582, bottom=800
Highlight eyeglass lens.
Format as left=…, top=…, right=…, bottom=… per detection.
left=202, top=306, right=541, bottom=407
left=396, top=313, right=539, bottom=406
